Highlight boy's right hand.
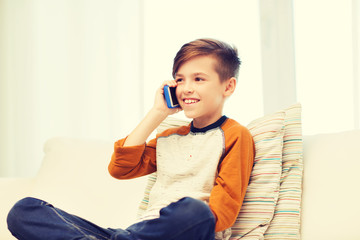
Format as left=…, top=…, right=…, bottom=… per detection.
left=153, top=80, right=182, bottom=117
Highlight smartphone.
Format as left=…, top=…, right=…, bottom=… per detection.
left=164, top=85, right=180, bottom=108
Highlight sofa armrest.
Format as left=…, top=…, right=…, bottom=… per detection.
left=0, top=178, right=35, bottom=239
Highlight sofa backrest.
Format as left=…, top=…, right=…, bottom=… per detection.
left=30, top=137, right=147, bottom=229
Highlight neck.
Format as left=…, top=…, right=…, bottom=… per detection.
left=192, top=114, right=223, bottom=129
left=191, top=115, right=227, bottom=133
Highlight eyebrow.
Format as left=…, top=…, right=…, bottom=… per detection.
left=175, top=72, right=209, bottom=77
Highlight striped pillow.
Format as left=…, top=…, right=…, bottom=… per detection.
left=231, top=103, right=303, bottom=239
left=137, top=172, right=157, bottom=218
left=230, top=110, right=285, bottom=238
left=263, top=103, right=303, bottom=239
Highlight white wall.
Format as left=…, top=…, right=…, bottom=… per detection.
left=294, top=0, right=360, bottom=134
left=0, top=0, right=143, bottom=177
left=259, top=0, right=297, bottom=114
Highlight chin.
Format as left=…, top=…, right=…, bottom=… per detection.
left=183, top=111, right=198, bottom=119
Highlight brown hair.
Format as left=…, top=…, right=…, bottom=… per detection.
left=172, top=38, right=241, bottom=81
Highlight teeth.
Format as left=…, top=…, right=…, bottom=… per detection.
left=184, top=99, right=198, bottom=104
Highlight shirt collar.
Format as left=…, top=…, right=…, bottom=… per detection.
left=190, top=115, right=228, bottom=133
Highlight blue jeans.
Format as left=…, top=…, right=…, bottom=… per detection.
left=7, top=197, right=215, bottom=240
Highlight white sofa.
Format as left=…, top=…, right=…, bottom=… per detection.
left=1, top=130, right=360, bottom=239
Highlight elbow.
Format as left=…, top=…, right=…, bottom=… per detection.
left=108, top=162, right=126, bottom=179
left=108, top=152, right=128, bottom=179
left=108, top=163, right=120, bottom=179
left=108, top=162, right=138, bottom=180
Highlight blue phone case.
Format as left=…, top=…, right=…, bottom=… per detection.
left=164, top=85, right=179, bottom=108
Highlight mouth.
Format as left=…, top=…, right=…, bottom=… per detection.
left=183, top=98, right=200, bottom=105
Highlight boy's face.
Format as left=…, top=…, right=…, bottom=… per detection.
left=175, top=55, right=234, bottom=128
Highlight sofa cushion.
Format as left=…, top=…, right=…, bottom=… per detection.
left=301, top=130, right=360, bottom=240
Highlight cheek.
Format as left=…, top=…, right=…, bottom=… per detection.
left=207, top=90, right=224, bottom=104
left=175, top=86, right=182, bottom=99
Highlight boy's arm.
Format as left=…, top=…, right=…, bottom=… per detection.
left=123, top=108, right=167, bottom=147
left=109, top=80, right=181, bottom=179
left=124, top=80, right=179, bottom=146
left=109, top=136, right=157, bottom=179
left=209, top=125, right=255, bottom=232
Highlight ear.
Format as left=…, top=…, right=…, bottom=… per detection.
left=223, top=77, right=236, bottom=97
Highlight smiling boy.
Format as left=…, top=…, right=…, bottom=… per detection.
left=7, top=38, right=254, bottom=240
left=108, top=39, right=255, bottom=239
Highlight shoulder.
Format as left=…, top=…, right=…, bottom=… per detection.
left=220, top=118, right=254, bottom=152
left=221, top=118, right=252, bottom=138
left=156, top=123, right=191, bottom=138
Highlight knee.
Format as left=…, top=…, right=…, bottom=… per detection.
left=8, top=197, right=43, bottom=216
left=7, top=197, right=44, bottom=230
left=179, top=197, right=213, bottom=215
left=169, top=197, right=215, bottom=224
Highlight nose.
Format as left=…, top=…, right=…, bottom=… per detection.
left=183, top=81, right=194, bottom=94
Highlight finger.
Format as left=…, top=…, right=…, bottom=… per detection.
left=161, top=80, right=177, bottom=88
left=168, top=79, right=177, bottom=87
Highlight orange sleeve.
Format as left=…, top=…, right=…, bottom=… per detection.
left=209, top=121, right=254, bottom=232
left=108, top=136, right=157, bottom=179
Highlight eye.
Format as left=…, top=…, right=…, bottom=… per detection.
left=175, top=78, right=183, bottom=83
left=195, top=77, right=204, bottom=81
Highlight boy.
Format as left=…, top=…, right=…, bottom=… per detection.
left=7, top=38, right=254, bottom=240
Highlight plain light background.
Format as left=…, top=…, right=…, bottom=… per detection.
left=0, top=0, right=359, bottom=177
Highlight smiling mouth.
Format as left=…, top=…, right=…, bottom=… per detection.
left=183, top=99, right=199, bottom=104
